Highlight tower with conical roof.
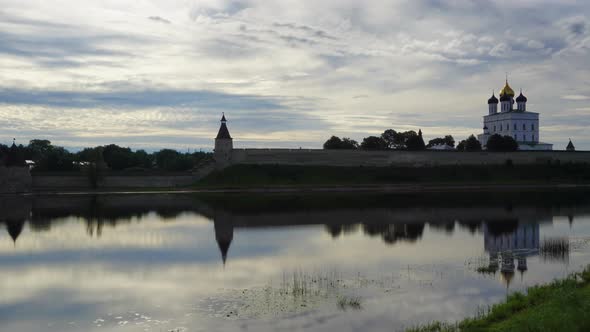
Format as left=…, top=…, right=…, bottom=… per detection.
left=566, top=139, right=575, bottom=151
left=214, top=113, right=233, bottom=168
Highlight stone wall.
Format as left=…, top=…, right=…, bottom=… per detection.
left=32, top=174, right=198, bottom=191
left=0, top=167, right=32, bottom=193
left=230, top=149, right=590, bottom=167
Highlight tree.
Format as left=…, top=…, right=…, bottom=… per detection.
left=486, top=134, right=518, bottom=152
left=427, top=135, right=455, bottom=148
left=465, top=135, right=482, bottom=151
left=154, top=149, right=193, bottom=171
left=456, top=140, right=465, bottom=152
left=381, top=129, right=400, bottom=149
left=340, top=137, right=359, bottom=149
left=457, top=135, right=482, bottom=152
left=323, top=136, right=358, bottom=149
left=26, top=139, right=53, bottom=161
left=360, top=136, right=387, bottom=150
left=35, top=147, right=75, bottom=171
left=406, top=129, right=426, bottom=151
left=323, top=136, right=343, bottom=149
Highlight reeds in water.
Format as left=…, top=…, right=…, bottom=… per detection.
left=540, top=237, right=569, bottom=261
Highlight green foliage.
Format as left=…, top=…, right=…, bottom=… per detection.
left=486, top=134, right=518, bottom=152
left=380, top=129, right=404, bottom=149
left=427, top=135, right=455, bottom=148
left=4, top=138, right=211, bottom=172
left=360, top=136, right=388, bottom=150
left=37, top=146, right=76, bottom=171
left=457, top=135, right=482, bottom=152
left=26, top=139, right=52, bottom=161
left=153, top=149, right=194, bottom=171
left=408, top=265, right=590, bottom=332
left=381, top=129, right=422, bottom=150
left=323, top=136, right=359, bottom=149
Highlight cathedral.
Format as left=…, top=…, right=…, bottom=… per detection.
left=478, top=80, right=553, bottom=150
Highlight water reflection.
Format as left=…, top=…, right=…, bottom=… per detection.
left=1, top=191, right=590, bottom=331
left=1, top=192, right=588, bottom=264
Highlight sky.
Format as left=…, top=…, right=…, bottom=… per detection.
left=0, top=0, right=589, bottom=151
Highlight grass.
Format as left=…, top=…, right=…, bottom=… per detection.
left=407, top=266, right=590, bottom=332
left=196, top=163, right=590, bottom=188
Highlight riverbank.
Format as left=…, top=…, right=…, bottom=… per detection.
left=13, top=182, right=590, bottom=196
left=407, top=266, right=590, bottom=332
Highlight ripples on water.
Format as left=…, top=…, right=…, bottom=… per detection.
left=1, top=190, right=590, bottom=331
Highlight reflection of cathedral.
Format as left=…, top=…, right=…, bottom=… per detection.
left=482, top=222, right=540, bottom=286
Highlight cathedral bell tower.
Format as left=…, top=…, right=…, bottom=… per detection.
left=214, top=113, right=233, bottom=168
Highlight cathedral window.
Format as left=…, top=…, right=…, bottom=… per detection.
left=523, top=124, right=526, bottom=130
left=514, top=123, right=517, bottom=130
left=531, top=124, right=534, bottom=130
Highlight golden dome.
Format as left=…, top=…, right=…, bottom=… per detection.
left=499, top=80, right=515, bottom=98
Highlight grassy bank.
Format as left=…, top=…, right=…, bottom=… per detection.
left=197, top=163, right=590, bottom=188
left=408, top=267, right=590, bottom=332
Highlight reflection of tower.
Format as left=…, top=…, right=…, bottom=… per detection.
left=500, top=251, right=515, bottom=288
left=5, top=219, right=25, bottom=244
left=213, top=212, right=234, bottom=266
left=517, top=256, right=528, bottom=280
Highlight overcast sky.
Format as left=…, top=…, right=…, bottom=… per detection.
left=1, top=0, right=589, bottom=150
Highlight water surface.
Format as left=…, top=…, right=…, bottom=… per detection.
left=1, top=190, right=590, bottom=331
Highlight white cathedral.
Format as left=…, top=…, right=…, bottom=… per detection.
left=478, top=80, right=553, bottom=150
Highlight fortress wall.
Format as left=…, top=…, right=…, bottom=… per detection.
left=0, top=167, right=32, bottom=193
left=32, top=174, right=197, bottom=191
left=230, top=149, right=590, bottom=167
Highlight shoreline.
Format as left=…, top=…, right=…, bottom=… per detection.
left=407, top=265, right=590, bottom=332
left=6, top=182, right=590, bottom=196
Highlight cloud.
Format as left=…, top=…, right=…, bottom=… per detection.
left=0, top=2, right=589, bottom=150
left=561, top=95, right=590, bottom=100
left=0, top=88, right=286, bottom=109
left=147, top=16, right=171, bottom=24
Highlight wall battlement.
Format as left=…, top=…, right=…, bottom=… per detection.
left=228, top=149, right=590, bottom=167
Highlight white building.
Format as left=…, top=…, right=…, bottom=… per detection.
left=478, top=80, right=552, bottom=150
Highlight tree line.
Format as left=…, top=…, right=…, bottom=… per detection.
left=0, top=139, right=212, bottom=172
left=323, top=129, right=518, bottom=152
